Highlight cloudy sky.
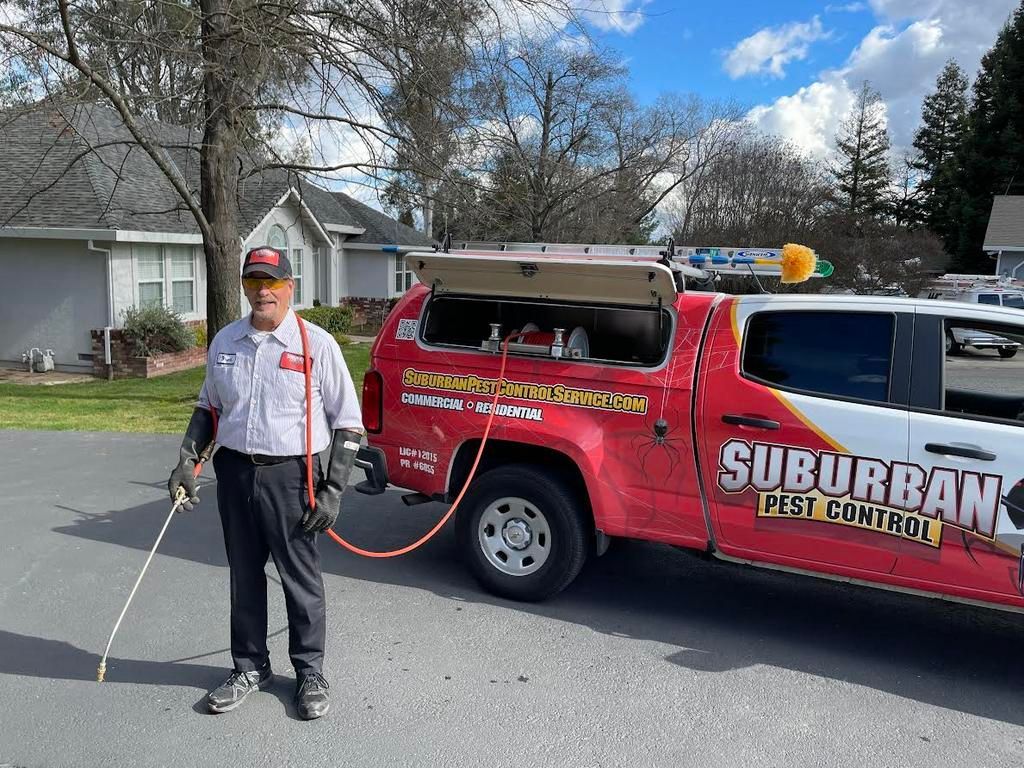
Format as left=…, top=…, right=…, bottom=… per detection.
left=593, top=0, right=1020, bottom=156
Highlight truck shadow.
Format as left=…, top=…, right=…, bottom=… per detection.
left=52, top=484, right=1024, bottom=726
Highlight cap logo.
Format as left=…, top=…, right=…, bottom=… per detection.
left=248, top=248, right=280, bottom=266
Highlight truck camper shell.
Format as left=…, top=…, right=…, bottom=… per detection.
left=409, top=251, right=679, bottom=368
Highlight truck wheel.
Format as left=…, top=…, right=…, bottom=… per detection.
left=455, top=464, right=590, bottom=602
left=999, top=347, right=1018, bottom=359
left=945, top=332, right=963, bottom=355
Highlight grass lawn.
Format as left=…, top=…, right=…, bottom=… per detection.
left=0, top=343, right=371, bottom=434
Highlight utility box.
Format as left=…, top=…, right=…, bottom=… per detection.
left=22, top=348, right=56, bottom=373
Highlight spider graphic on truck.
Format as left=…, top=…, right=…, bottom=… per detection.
left=353, top=240, right=1024, bottom=611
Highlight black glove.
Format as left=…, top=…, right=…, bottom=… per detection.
left=301, top=428, right=362, bottom=533
left=167, top=407, right=215, bottom=511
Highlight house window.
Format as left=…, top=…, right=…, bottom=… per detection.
left=292, top=247, right=303, bottom=304
left=169, top=247, right=195, bottom=313
left=137, top=248, right=165, bottom=308
left=268, top=225, right=288, bottom=250
left=394, top=253, right=412, bottom=294
left=136, top=245, right=196, bottom=314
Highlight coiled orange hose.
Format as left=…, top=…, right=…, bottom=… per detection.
left=297, top=316, right=514, bottom=558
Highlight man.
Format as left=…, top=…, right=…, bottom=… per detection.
left=168, top=246, right=363, bottom=720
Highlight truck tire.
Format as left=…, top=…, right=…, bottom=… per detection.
left=998, top=347, right=1018, bottom=359
left=945, top=331, right=963, bottom=356
left=455, top=464, right=590, bottom=602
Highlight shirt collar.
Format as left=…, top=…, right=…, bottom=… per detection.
left=234, top=308, right=299, bottom=346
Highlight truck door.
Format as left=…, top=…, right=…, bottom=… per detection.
left=894, top=306, right=1024, bottom=604
left=697, top=298, right=913, bottom=574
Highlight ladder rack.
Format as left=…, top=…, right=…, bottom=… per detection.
left=443, top=240, right=832, bottom=279
left=928, top=273, right=1024, bottom=291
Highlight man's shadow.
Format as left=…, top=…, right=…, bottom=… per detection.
left=0, top=628, right=314, bottom=720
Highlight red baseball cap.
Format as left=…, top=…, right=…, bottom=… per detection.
left=242, top=246, right=293, bottom=279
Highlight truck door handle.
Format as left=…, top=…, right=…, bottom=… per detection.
left=722, top=414, right=780, bottom=430
left=924, top=443, right=997, bottom=461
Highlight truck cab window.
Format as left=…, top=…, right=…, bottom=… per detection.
left=743, top=311, right=894, bottom=403
left=978, top=293, right=1000, bottom=305
left=943, top=319, right=1024, bottom=423
left=1002, top=294, right=1024, bottom=309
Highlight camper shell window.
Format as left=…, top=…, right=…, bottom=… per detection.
left=420, top=294, right=673, bottom=368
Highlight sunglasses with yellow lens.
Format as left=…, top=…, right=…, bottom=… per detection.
left=242, top=277, right=289, bottom=291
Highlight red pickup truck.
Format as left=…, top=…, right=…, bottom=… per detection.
left=354, top=249, right=1024, bottom=609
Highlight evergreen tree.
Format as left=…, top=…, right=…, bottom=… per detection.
left=830, top=81, right=892, bottom=221
left=912, top=60, right=968, bottom=244
left=952, top=3, right=1024, bottom=271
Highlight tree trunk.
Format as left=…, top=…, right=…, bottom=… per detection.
left=421, top=181, right=435, bottom=239
left=200, top=0, right=241, bottom=337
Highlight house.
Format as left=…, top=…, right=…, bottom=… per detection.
left=984, top=195, right=1024, bottom=278
left=0, top=102, right=432, bottom=371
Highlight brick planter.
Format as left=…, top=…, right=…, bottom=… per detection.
left=90, top=327, right=206, bottom=379
left=342, top=297, right=397, bottom=334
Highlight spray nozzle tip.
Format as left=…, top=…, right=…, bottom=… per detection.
left=97, top=662, right=106, bottom=683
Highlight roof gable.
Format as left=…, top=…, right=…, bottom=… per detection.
left=984, top=196, right=1024, bottom=250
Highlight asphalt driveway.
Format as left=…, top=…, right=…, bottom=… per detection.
left=1, top=431, right=1023, bottom=768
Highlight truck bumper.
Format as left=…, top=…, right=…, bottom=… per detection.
left=355, top=446, right=389, bottom=495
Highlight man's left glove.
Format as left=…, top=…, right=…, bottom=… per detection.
left=301, top=428, right=363, bottom=534
left=167, top=407, right=215, bottom=511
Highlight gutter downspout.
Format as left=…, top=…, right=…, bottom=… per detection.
left=1008, top=252, right=1024, bottom=281
left=88, top=240, right=115, bottom=380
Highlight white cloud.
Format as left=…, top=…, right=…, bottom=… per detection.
left=746, top=78, right=855, bottom=157
left=555, top=32, right=592, bottom=53
left=724, top=17, right=830, bottom=79
left=580, top=0, right=650, bottom=35
left=825, top=2, right=867, bottom=12
left=746, top=0, right=1019, bottom=157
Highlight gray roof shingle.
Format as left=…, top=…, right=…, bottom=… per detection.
left=984, top=195, right=1024, bottom=249
left=331, top=192, right=433, bottom=247
left=0, top=103, right=117, bottom=229
left=0, top=101, right=420, bottom=245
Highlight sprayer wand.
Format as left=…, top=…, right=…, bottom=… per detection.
left=97, top=443, right=213, bottom=683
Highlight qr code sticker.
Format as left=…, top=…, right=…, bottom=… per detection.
left=396, top=319, right=418, bottom=341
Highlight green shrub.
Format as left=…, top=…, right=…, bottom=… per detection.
left=332, top=332, right=353, bottom=346
left=296, top=305, right=353, bottom=334
left=121, top=305, right=194, bottom=357
left=193, top=322, right=208, bottom=348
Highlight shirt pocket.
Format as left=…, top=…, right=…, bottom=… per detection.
left=274, top=357, right=313, bottom=410
left=211, top=355, right=250, bottom=409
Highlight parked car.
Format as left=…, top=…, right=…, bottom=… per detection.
left=355, top=249, right=1024, bottom=612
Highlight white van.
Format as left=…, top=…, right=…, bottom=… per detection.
left=922, top=274, right=1024, bottom=308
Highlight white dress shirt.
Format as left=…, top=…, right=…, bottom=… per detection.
left=198, top=309, right=362, bottom=455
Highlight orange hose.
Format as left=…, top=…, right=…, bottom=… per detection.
left=297, top=316, right=514, bottom=558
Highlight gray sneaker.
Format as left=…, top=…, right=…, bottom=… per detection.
left=206, top=665, right=273, bottom=713
left=295, top=671, right=330, bottom=720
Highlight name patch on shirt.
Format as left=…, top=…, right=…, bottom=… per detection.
left=280, top=351, right=311, bottom=373
left=215, top=353, right=236, bottom=366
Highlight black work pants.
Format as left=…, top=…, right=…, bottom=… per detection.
left=213, top=448, right=325, bottom=676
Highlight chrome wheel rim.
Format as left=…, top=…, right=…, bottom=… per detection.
left=478, top=496, right=552, bottom=576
